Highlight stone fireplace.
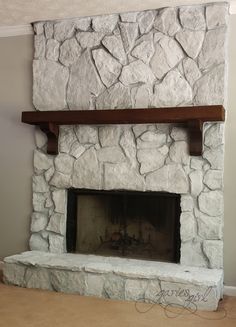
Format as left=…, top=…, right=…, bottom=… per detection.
left=3, top=2, right=228, bottom=311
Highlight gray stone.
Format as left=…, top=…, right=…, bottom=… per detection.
left=49, top=234, right=64, bottom=253
left=34, top=34, right=45, bottom=59
left=59, top=38, right=82, bottom=67
left=203, top=170, right=223, bottom=190
left=85, top=274, right=105, bottom=297
left=175, top=30, right=204, bottom=59
left=44, top=22, right=54, bottom=39
left=132, top=125, right=148, bottom=138
left=34, top=22, right=44, bottom=35
left=92, top=49, right=122, bottom=88
left=104, top=275, right=124, bottom=300
left=96, top=82, right=131, bottom=110
left=169, top=141, right=190, bottom=165
left=47, top=213, right=66, bottom=235
left=125, top=279, right=148, bottom=301
left=189, top=170, right=203, bottom=196
left=180, top=212, right=196, bottom=242
left=170, top=127, right=188, bottom=141
left=182, top=58, right=202, bottom=87
left=97, top=146, right=125, bottom=163
left=198, top=28, right=226, bottom=70
left=33, top=59, right=69, bottom=110
left=31, top=212, right=48, bottom=232
left=204, top=123, right=224, bottom=148
left=74, top=17, right=91, bottom=31
left=190, top=158, right=204, bottom=170
left=3, top=263, right=26, bottom=286
left=59, top=126, right=77, bottom=154
left=138, top=131, right=166, bottom=149
left=34, top=150, right=53, bottom=172
left=75, top=125, right=98, bottom=144
left=179, top=6, right=206, bottom=30
left=72, top=148, right=102, bottom=189
left=51, top=270, right=86, bottom=294
left=193, top=64, right=225, bottom=105
left=45, top=39, right=60, bottom=61
left=202, top=240, right=223, bottom=269
left=131, top=39, right=155, bottom=64
left=168, top=164, right=189, bottom=194
left=203, top=146, right=224, bottom=170
left=154, top=8, right=180, bottom=36
left=119, top=60, right=156, bottom=86
left=119, top=22, right=139, bottom=53
left=102, top=34, right=127, bottom=65
left=70, top=143, right=86, bottom=159
left=131, top=84, right=152, bottom=108
left=180, top=241, right=208, bottom=268
left=150, top=35, right=184, bottom=79
left=92, top=14, right=119, bottom=33
left=25, top=268, right=52, bottom=290
left=32, top=175, right=49, bottom=193
left=198, top=191, right=223, bottom=217
left=137, top=10, right=155, bottom=34
left=54, top=21, right=75, bottom=41
left=120, top=129, right=137, bottom=168
left=49, top=171, right=71, bottom=188
left=55, top=154, right=74, bottom=175
left=68, top=50, right=105, bottom=110
left=32, top=192, right=47, bottom=212
left=120, top=12, right=138, bottom=22
left=45, top=167, right=55, bottom=182
left=181, top=195, right=194, bottom=212
left=104, top=162, right=145, bottom=191
left=153, top=71, right=192, bottom=107
left=52, top=190, right=66, bottom=213
left=137, top=148, right=166, bottom=174
left=146, top=165, right=168, bottom=191
left=195, top=208, right=223, bottom=240
left=29, top=233, right=49, bottom=252
left=206, top=4, right=228, bottom=29
left=145, top=280, right=161, bottom=303
left=76, top=31, right=105, bottom=48
left=99, top=126, right=121, bottom=147
left=35, top=127, right=47, bottom=149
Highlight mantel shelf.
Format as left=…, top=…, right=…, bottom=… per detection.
left=22, top=105, right=225, bottom=156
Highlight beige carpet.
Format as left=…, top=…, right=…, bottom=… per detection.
left=0, top=277, right=236, bottom=327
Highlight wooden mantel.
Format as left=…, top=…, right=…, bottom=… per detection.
left=22, top=105, right=225, bottom=156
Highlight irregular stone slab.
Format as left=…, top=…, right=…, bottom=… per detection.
left=204, top=123, right=224, bottom=148
left=203, top=240, right=223, bottom=269
left=206, top=3, right=228, bottom=30
left=198, top=28, right=226, bottom=70
left=169, top=141, right=190, bottom=165
left=181, top=195, right=194, bottom=212
left=72, top=148, right=102, bottom=189
left=168, top=164, right=189, bottom=194
left=70, top=143, right=86, bottom=159
left=154, top=8, right=180, bottom=36
left=59, top=126, right=77, bottom=154
left=99, top=126, right=121, bottom=147
left=203, top=170, right=223, bottom=190
left=189, top=170, right=203, bottom=196
left=104, top=162, right=145, bottom=191
left=54, top=21, right=75, bottom=41
left=179, top=6, right=206, bottom=30
left=51, top=270, right=86, bottom=294
left=33, top=60, right=69, bottom=110
left=137, top=10, right=155, bottom=34
left=59, top=38, right=82, bottom=67
left=3, top=263, right=26, bottom=286
left=35, top=127, right=47, bottom=149
left=45, top=167, right=55, bottom=182
left=34, top=150, right=53, bottom=172
left=132, top=125, right=149, bottom=138
left=137, top=148, right=166, bottom=174
left=198, top=191, right=223, bottom=217
left=131, top=84, right=152, bottom=108
left=32, top=192, right=47, bottom=212
left=182, top=57, right=201, bottom=86
left=29, top=234, right=48, bottom=252
left=131, top=39, right=155, bottom=64
left=52, top=189, right=66, bottom=214
left=85, top=274, right=105, bottom=297
left=49, top=171, right=71, bottom=188
left=150, top=36, right=184, bottom=79
left=92, top=14, right=119, bottom=33
left=45, top=39, right=60, bottom=61
left=44, top=22, right=54, bottom=39
left=203, top=146, right=224, bottom=170
left=25, top=267, right=52, bottom=290
left=190, top=158, right=204, bottom=170
left=75, top=125, right=98, bottom=144
left=47, top=213, right=66, bottom=235
left=146, top=165, right=168, bottom=191
left=92, top=49, right=122, bottom=88
left=145, top=280, right=161, bottom=303
left=170, top=127, right=188, bottom=141
left=32, top=175, right=49, bottom=193
left=49, top=234, right=64, bottom=253
left=74, top=17, right=91, bottom=31
left=76, top=31, right=105, bottom=48
left=55, top=154, right=74, bottom=175
left=31, top=212, right=48, bottom=233
left=120, top=12, right=138, bottom=22
left=193, top=64, right=225, bottom=105
left=195, top=208, right=223, bottom=240
left=138, top=131, right=166, bottom=148
left=34, top=34, right=45, bottom=59
left=102, top=34, right=127, bottom=65
left=119, top=60, right=156, bottom=86
left=96, top=82, right=131, bottom=110
left=34, top=22, right=44, bottom=35
left=125, top=279, right=148, bottom=302
left=180, top=241, right=208, bottom=268
left=97, top=146, right=125, bottom=163
left=119, top=22, right=139, bottom=53
left=175, top=30, right=204, bottom=59
left=67, top=50, right=105, bottom=110
left=104, top=275, right=124, bottom=300
left=120, top=129, right=137, bottom=168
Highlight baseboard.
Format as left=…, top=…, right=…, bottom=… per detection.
left=224, top=285, right=236, bottom=296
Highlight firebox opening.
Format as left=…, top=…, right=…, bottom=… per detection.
left=66, top=190, right=181, bottom=263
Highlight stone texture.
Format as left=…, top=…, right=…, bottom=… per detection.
left=92, top=14, right=119, bottom=33
left=92, top=49, right=122, bottom=88
left=119, top=60, right=156, bottom=86
left=72, top=148, right=101, bottom=189
left=181, top=241, right=208, bottom=268
left=47, top=213, right=66, bottom=235
left=33, top=59, right=69, bottom=110
left=204, top=124, right=224, bottom=148
left=169, top=141, right=190, bottom=165
left=189, top=170, right=203, bottom=196
left=119, top=22, right=139, bottom=53
left=34, top=34, right=45, bottom=59
left=170, top=127, right=188, bottom=141
left=145, top=280, right=162, bottom=303
left=175, top=30, right=204, bottom=59
left=32, top=175, right=49, bottom=193
left=96, top=82, right=131, bottom=110
left=180, top=212, right=196, bottom=242
left=203, top=146, right=224, bottom=170
left=102, top=34, right=127, bottom=65
left=49, top=171, right=71, bottom=188
left=137, top=131, right=166, bottom=149
left=179, top=6, right=206, bottom=30
left=198, top=28, right=226, bottom=70
left=75, top=125, right=98, bottom=144
left=85, top=274, right=105, bottom=297
left=198, top=191, right=223, bottom=217
left=195, top=208, right=223, bottom=240
left=190, top=158, right=204, bottom=170
left=137, top=148, right=166, bottom=174
left=25, top=268, right=51, bottom=290
left=45, top=39, right=60, bottom=61
left=59, top=126, right=77, bottom=154
left=52, top=190, right=66, bottom=213
left=34, top=150, right=53, bottom=172
left=55, top=154, right=74, bottom=175
left=97, top=146, right=125, bottom=163
left=44, top=22, right=54, bottom=39
left=54, top=21, right=75, bottom=42
left=70, top=143, right=86, bottom=159
left=203, top=170, right=223, bottom=190
left=202, top=241, right=223, bottom=269
left=67, top=50, right=105, bottom=110
left=31, top=212, right=48, bottom=233
left=137, top=10, right=155, bottom=34
left=49, top=234, right=64, bottom=253
left=131, top=39, right=155, bottom=64
left=32, top=192, right=47, bottom=212
left=99, top=126, right=121, bottom=147
left=154, top=8, right=180, bottom=36
left=3, top=263, right=26, bottom=286
left=120, top=12, right=138, bottom=23
left=193, top=64, right=225, bottom=105
left=76, top=31, right=105, bottom=48
left=125, top=279, right=148, bottom=301
left=182, top=57, right=202, bottom=86
left=29, top=234, right=48, bottom=251
left=51, top=270, right=86, bottom=294
left=206, top=4, right=228, bottom=30
left=34, top=22, right=44, bottom=35
left=131, top=84, right=152, bottom=108
left=104, top=275, right=124, bottom=300
left=59, top=38, right=82, bottom=67
left=120, top=129, right=137, bottom=169
left=153, top=71, right=192, bottom=107
left=35, top=127, right=47, bottom=149
left=150, top=35, right=184, bottom=79
left=181, top=195, right=194, bottom=212
left=74, top=17, right=91, bottom=31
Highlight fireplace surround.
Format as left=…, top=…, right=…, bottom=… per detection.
left=3, top=1, right=229, bottom=311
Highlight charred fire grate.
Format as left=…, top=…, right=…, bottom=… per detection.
left=66, top=190, right=181, bottom=263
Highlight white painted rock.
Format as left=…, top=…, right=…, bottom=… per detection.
left=75, top=125, right=98, bottom=144
left=32, top=192, right=47, bottom=212
left=51, top=270, right=86, bottom=294
left=168, top=164, right=189, bottom=194
left=29, top=234, right=48, bottom=252
left=34, top=150, right=53, bottom=172
left=70, top=143, right=86, bottom=159
left=198, top=191, right=223, bottom=216
left=99, top=126, right=121, bottom=147
left=119, top=60, right=156, bottom=86
left=47, top=213, right=66, bottom=235
left=182, top=57, right=201, bottom=87
left=180, top=212, right=195, bottom=242
left=102, top=34, right=127, bottom=65
left=175, top=30, right=204, bottom=59
left=131, top=84, right=152, bottom=108
left=180, top=195, right=194, bottom=212
left=55, top=154, right=74, bottom=175
left=46, top=39, right=60, bottom=61
left=202, top=240, right=223, bottom=269
left=104, top=275, right=124, bottom=300
left=120, top=12, right=138, bottom=23
left=204, top=123, right=224, bottom=148
left=50, top=171, right=71, bottom=188
left=59, top=126, right=77, bottom=153
left=189, top=170, right=203, bottom=196
left=34, top=22, right=44, bottom=35
left=32, top=175, right=49, bottom=193
left=119, top=22, right=139, bottom=53
left=44, top=22, right=54, bottom=39
left=170, top=127, right=188, bottom=141
left=74, top=17, right=91, bottom=31
left=169, top=141, right=190, bottom=165
left=97, top=146, right=125, bottom=163
left=34, top=34, right=45, bottom=59
left=195, top=208, right=223, bottom=240
left=54, top=21, right=75, bottom=42
left=76, top=31, right=104, bottom=48
left=92, top=14, right=119, bottom=33
left=120, top=129, right=137, bottom=168
left=154, top=8, right=180, bottom=36
left=179, top=6, right=206, bottom=30
left=96, top=82, right=131, bottom=109
left=137, top=148, right=166, bottom=174
left=203, top=170, right=223, bottom=190
left=125, top=279, right=148, bottom=301
left=203, top=146, right=224, bottom=170
left=138, top=131, right=166, bottom=148
left=52, top=190, right=66, bottom=214
left=59, top=38, right=82, bottom=67
left=131, top=39, right=155, bottom=64
left=137, top=10, right=155, bottom=34
left=49, top=234, right=64, bottom=253
left=206, top=3, right=228, bottom=30
left=31, top=212, right=48, bottom=233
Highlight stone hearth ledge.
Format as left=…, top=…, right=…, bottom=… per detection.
left=3, top=251, right=223, bottom=311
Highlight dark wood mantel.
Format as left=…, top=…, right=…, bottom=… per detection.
left=22, top=105, right=225, bottom=156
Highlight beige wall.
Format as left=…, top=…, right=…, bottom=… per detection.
left=0, top=15, right=236, bottom=285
